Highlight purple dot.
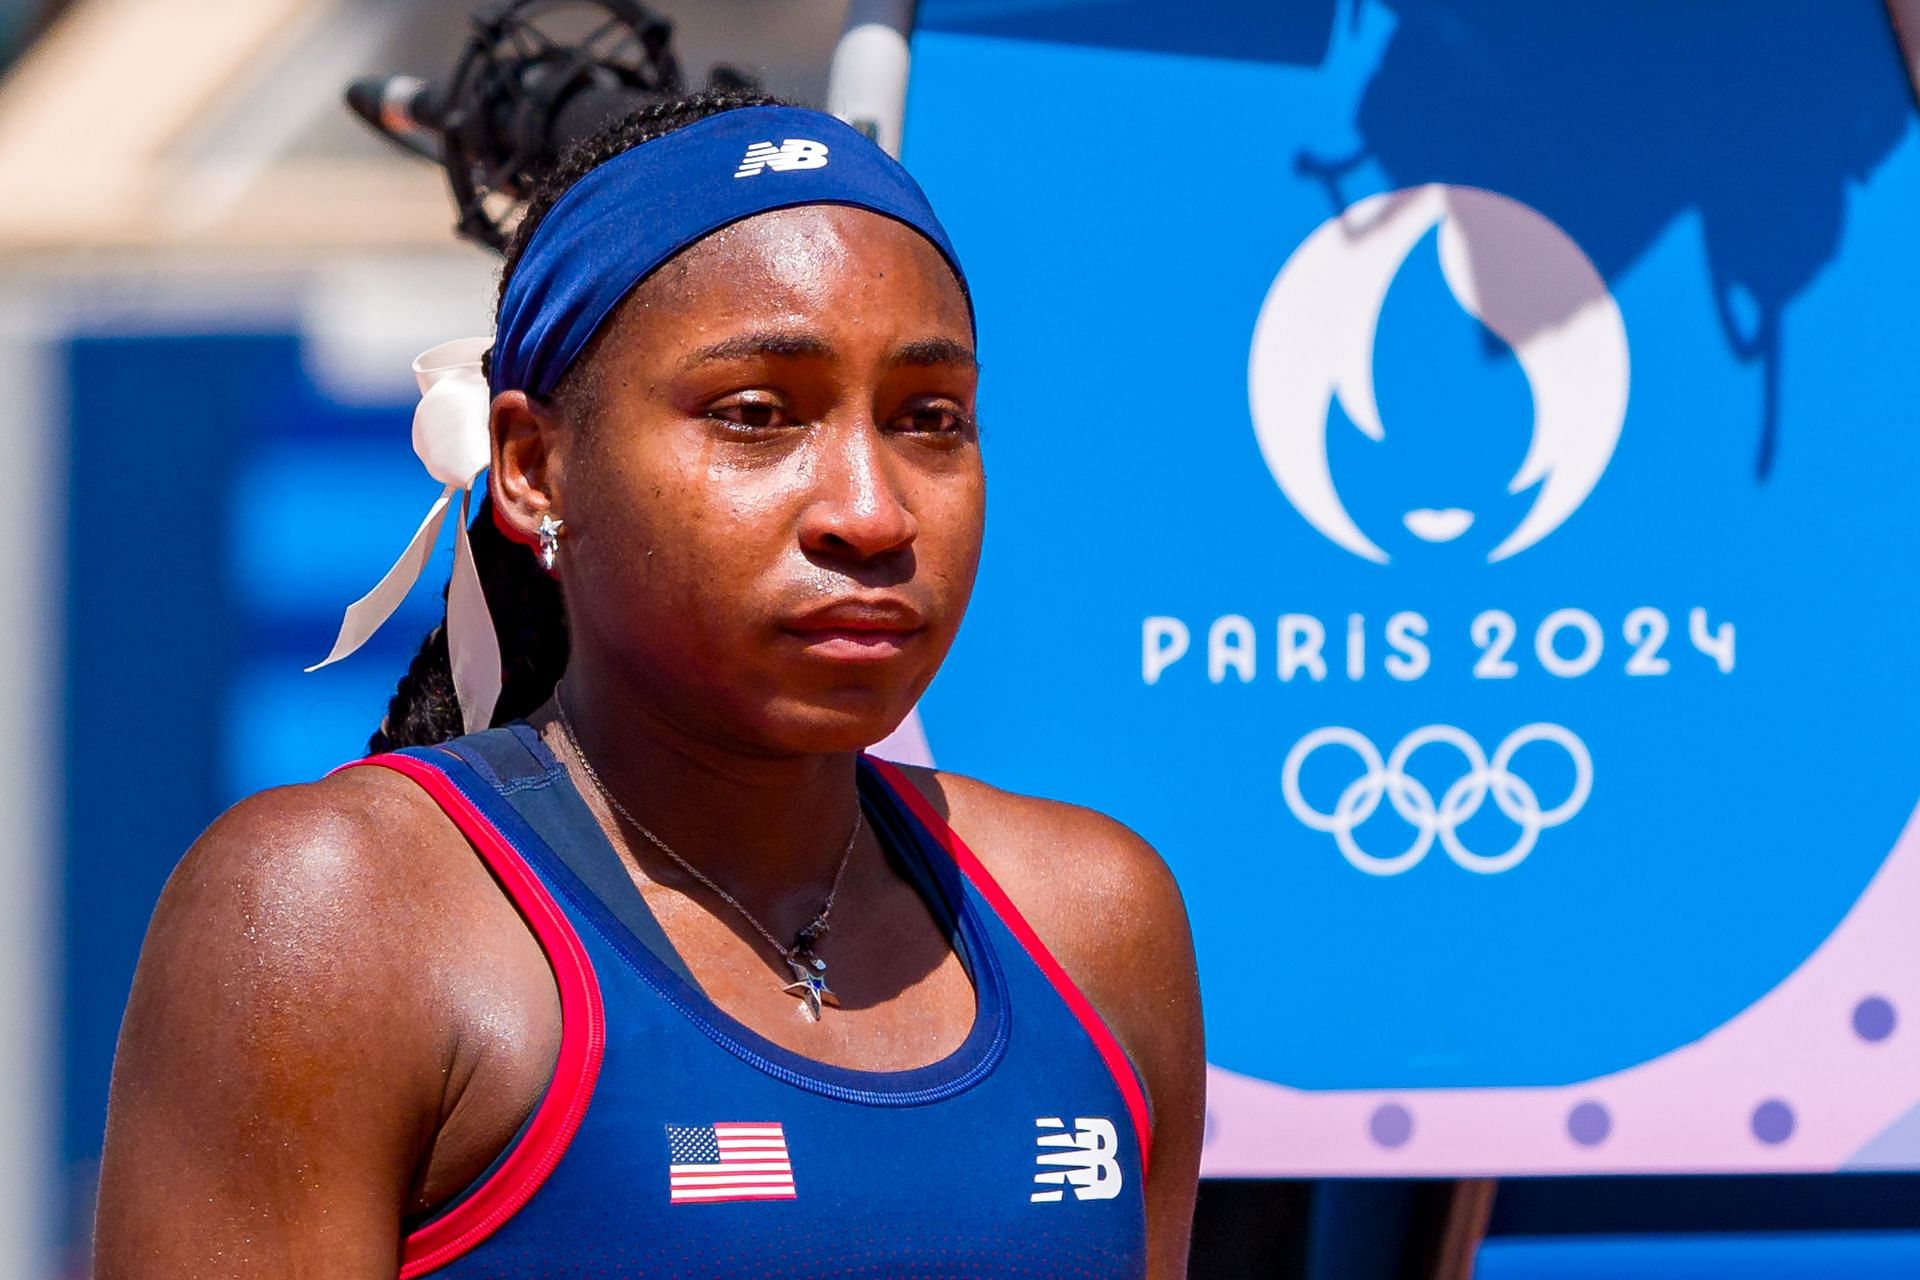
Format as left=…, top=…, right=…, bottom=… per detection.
left=1567, top=1101, right=1611, bottom=1147
left=1204, top=1108, right=1219, bottom=1149
left=1751, top=1099, right=1795, bottom=1145
left=1853, top=996, right=1897, bottom=1043
left=1369, top=1103, right=1413, bottom=1149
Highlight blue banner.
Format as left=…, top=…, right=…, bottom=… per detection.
left=904, top=0, right=1920, bottom=1173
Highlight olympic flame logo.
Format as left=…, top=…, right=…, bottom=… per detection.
left=1282, top=724, right=1593, bottom=875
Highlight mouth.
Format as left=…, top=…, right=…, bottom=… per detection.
left=1403, top=507, right=1476, bottom=542
left=781, top=598, right=927, bottom=662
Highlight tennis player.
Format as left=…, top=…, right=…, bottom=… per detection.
left=95, top=94, right=1204, bottom=1278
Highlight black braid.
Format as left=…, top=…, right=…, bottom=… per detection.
left=368, top=501, right=572, bottom=753
left=369, top=620, right=455, bottom=753
left=371, top=89, right=786, bottom=752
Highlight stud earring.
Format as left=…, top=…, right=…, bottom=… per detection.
left=536, top=513, right=565, bottom=571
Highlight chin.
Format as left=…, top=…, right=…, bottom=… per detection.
left=752, top=690, right=920, bottom=757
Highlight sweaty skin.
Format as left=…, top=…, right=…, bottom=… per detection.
left=94, top=206, right=1205, bottom=1279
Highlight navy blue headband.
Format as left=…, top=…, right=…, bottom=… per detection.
left=492, top=105, right=970, bottom=399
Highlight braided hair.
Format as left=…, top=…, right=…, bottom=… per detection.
left=369, top=89, right=784, bottom=753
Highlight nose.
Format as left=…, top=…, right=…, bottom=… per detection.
left=797, top=420, right=918, bottom=564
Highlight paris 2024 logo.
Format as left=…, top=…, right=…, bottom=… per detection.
left=1142, top=185, right=1735, bottom=877
left=1248, top=185, right=1625, bottom=565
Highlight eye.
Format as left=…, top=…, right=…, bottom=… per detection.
left=708, top=395, right=794, bottom=432
left=894, top=402, right=971, bottom=435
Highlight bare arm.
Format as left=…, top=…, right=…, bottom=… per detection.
left=92, top=773, right=539, bottom=1278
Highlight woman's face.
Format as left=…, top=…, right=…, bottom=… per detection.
left=498, top=204, right=983, bottom=755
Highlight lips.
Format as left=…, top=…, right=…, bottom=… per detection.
left=781, top=598, right=926, bottom=660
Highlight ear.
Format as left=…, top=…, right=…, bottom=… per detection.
left=489, top=390, right=569, bottom=549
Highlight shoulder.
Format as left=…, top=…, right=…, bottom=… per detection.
left=97, top=761, right=564, bottom=1266
left=102, top=761, right=559, bottom=1211
left=879, top=762, right=1200, bottom=1060
left=119, top=759, right=554, bottom=1126
left=145, top=755, right=561, bottom=1021
left=891, top=765, right=1187, bottom=954
left=155, top=763, right=481, bottom=970
left=132, top=765, right=485, bottom=1058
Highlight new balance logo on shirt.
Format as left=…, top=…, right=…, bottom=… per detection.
left=1031, top=1116, right=1124, bottom=1203
left=735, top=138, right=831, bottom=178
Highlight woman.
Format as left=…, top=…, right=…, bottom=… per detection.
left=95, top=93, right=1204, bottom=1278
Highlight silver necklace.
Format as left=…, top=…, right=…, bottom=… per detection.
left=552, top=690, right=862, bottom=1021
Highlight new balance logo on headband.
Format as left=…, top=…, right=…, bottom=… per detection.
left=735, top=139, right=831, bottom=178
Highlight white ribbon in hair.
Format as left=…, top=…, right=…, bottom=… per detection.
left=307, top=337, right=503, bottom=735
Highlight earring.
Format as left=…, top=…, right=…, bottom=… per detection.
left=536, top=513, right=565, bottom=571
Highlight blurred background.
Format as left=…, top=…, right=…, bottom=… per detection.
left=4, top=2, right=1920, bottom=1277
left=0, top=2, right=857, bottom=1273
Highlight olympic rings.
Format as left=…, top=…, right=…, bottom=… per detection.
left=1281, top=724, right=1593, bottom=875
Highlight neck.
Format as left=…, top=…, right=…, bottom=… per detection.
left=541, top=664, right=864, bottom=915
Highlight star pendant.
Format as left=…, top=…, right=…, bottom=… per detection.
left=783, top=953, right=838, bottom=1022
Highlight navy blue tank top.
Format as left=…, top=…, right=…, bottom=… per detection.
left=350, top=725, right=1151, bottom=1278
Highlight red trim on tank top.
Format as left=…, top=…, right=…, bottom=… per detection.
left=863, top=756, right=1154, bottom=1177
left=344, top=752, right=607, bottom=1278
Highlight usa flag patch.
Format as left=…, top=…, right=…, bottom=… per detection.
left=666, top=1122, right=796, bottom=1204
